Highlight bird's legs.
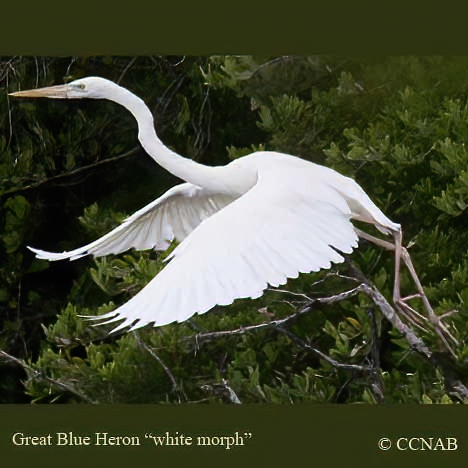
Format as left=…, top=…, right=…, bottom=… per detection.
left=355, top=227, right=458, bottom=355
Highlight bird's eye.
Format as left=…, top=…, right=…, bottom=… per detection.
left=76, top=84, right=86, bottom=90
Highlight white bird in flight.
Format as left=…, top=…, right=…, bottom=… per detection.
left=10, top=77, right=410, bottom=335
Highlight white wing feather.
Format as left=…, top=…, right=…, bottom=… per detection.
left=28, top=183, right=235, bottom=261
left=95, top=166, right=360, bottom=332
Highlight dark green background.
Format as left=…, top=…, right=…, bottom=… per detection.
left=2, top=1, right=468, bottom=466
left=1, top=1, right=467, bottom=55
left=1, top=405, right=468, bottom=467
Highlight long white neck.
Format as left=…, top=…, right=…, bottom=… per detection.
left=110, top=85, right=219, bottom=188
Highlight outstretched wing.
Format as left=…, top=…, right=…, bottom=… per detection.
left=94, top=165, right=360, bottom=332
left=29, top=183, right=235, bottom=261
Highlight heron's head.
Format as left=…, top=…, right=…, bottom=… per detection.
left=9, top=77, right=120, bottom=100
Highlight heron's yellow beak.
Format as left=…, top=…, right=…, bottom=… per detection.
left=9, top=84, right=69, bottom=99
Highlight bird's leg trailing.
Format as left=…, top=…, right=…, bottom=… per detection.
left=355, top=228, right=458, bottom=355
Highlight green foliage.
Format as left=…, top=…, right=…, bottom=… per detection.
left=2, top=55, right=468, bottom=404
left=2, top=195, right=30, bottom=253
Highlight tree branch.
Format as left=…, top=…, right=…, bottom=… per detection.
left=190, top=286, right=364, bottom=343
left=2, top=146, right=141, bottom=197
left=189, top=262, right=468, bottom=402
left=346, top=260, right=468, bottom=401
left=0, top=350, right=96, bottom=404
left=134, top=333, right=182, bottom=400
left=276, top=328, right=375, bottom=373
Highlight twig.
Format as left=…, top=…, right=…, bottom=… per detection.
left=201, top=380, right=242, bottom=404
left=191, top=286, right=364, bottom=343
left=346, top=260, right=433, bottom=357
left=249, top=56, right=295, bottom=80
left=366, top=307, right=385, bottom=403
left=0, top=350, right=96, bottom=404
left=266, top=288, right=311, bottom=300
left=193, top=86, right=211, bottom=157
left=2, top=146, right=141, bottom=197
left=276, top=328, right=374, bottom=373
left=347, top=260, right=468, bottom=401
left=135, top=334, right=182, bottom=400
left=157, top=76, right=185, bottom=118
left=118, top=57, right=137, bottom=84
left=65, top=57, right=78, bottom=80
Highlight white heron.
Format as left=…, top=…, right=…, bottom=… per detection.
left=9, top=77, right=452, bottom=344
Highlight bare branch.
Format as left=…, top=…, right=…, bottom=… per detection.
left=2, top=146, right=141, bottom=197
left=134, top=333, right=183, bottom=401
left=118, top=57, right=138, bottom=84
left=191, top=286, right=364, bottom=343
left=276, top=328, right=374, bottom=373
left=347, top=260, right=468, bottom=401
left=201, top=380, right=242, bottom=404
left=0, top=350, right=96, bottom=404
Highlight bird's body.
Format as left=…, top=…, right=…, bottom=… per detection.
left=11, top=77, right=400, bottom=333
